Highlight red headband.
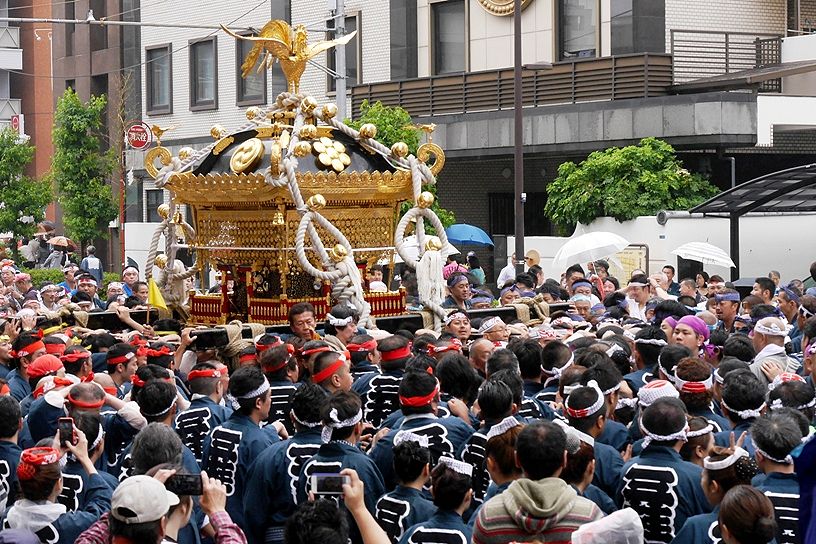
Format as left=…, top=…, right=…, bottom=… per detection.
left=81, top=372, right=95, bottom=383
left=13, top=340, right=45, bottom=359
left=188, top=368, right=226, bottom=380
left=427, top=339, right=463, bottom=357
left=102, top=386, right=118, bottom=396
left=381, top=344, right=412, bottom=362
left=60, top=352, right=90, bottom=364
left=136, top=346, right=148, bottom=358
left=312, top=357, right=345, bottom=383
left=108, top=353, right=135, bottom=366
left=399, top=383, right=440, bottom=408
left=347, top=340, right=377, bottom=353
left=564, top=405, right=595, bottom=419
left=302, top=346, right=332, bottom=357
left=18, top=447, right=60, bottom=480
left=146, top=346, right=173, bottom=358
left=67, top=392, right=105, bottom=409
left=680, top=382, right=709, bottom=394
left=130, top=374, right=146, bottom=388
left=32, top=377, right=74, bottom=399
left=256, top=338, right=283, bottom=353
left=239, top=353, right=257, bottom=364
left=45, top=343, right=66, bottom=355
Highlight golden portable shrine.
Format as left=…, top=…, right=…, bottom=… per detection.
left=142, top=20, right=451, bottom=328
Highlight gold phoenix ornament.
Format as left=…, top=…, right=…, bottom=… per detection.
left=222, top=20, right=358, bottom=93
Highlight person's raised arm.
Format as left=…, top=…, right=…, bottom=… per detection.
left=341, top=468, right=389, bottom=544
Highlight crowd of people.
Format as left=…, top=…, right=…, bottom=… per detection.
left=0, top=250, right=811, bottom=544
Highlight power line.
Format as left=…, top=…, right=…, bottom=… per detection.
left=2, top=0, right=269, bottom=80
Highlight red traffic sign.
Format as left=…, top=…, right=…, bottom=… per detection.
left=126, top=122, right=152, bottom=150
left=10, top=115, right=19, bottom=132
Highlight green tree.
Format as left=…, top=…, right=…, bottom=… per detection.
left=52, top=88, right=118, bottom=245
left=0, top=128, right=52, bottom=257
left=347, top=100, right=455, bottom=231
left=544, top=137, right=719, bottom=229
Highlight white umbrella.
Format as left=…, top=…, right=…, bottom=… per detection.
left=387, top=235, right=460, bottom=264
left=671, top=242, right=735, bottom=268
left=552, top=231, right=630, bottom=269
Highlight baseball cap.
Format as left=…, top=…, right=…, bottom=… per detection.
left=111, top=475, right=179, bottom=524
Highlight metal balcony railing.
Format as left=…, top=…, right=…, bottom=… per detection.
left=351, top=53, right=673, bottom=118
left=670, top=29, right=783, bottom=92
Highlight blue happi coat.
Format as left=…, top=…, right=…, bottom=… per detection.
left=174, top=395, right=232, bottom=466
left=375, top=485, right=436, bottom=544
left=203, top=412, right=280, bottom=528
left=370, top=413, right=474, bottom=490
left=243, top=428, right=323, bottom=544
left=617, top=445, right=711, bottom=543
left=399, top=510, right=471, bottom=544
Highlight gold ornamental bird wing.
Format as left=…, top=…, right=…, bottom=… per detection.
left=304, top=30, right=358, bottom=59
left=221, top=21, right=293, bottom=78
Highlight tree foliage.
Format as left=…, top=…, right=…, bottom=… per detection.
left=52, top=89, right=118, bottom=244
left=0, top=128, right=52, bottom=248
left=544, top=137, right=719, bottom=228
left=347, top=100, right=455, bottom=230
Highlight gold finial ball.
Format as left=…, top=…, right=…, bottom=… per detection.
left=154, top=253, right=168, bottom=269
left=306, top=194, right=327, bottom=211
left=210, top=124, right=227, bottom=139
left=391, top=141, right=409, bottom=158
left=425, top=236, right=443, bottom=252
left=358, top=123, right=377, bottom=139
left=293, top=141, right=312, bottom=157
left=322, top=103, right=338, bottom=119
left=301, top=96, right=318, bottom=115
left=246, top=106, right=262, bottom=121
left=299, top=124, right=318, bottom=140
left=178, top=147, right=194, bottom=161
left=329, top=244, right=349, bottom=263
left=417, top=191, right=435, bottom=209
left=157, top=204, right=170, bottom=220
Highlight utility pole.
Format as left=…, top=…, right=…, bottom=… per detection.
left=331, top=0, right=347, bottom=117
left=513, top=0, right=524, bottom=275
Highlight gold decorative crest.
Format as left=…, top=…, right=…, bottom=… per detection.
left=476, top=0, right=533, bottom=16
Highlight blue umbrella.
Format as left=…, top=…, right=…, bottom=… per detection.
left=445, top=224, right=494, bottom=247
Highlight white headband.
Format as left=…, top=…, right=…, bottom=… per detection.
left=686, top=423, right=714, bottom=438
left=142, top=397, right=178, bottom=418
left=327, top=314, right=354, bottom=327
left=444, top=312, right=468, bottom=326
left=437, top=456, right=473, bottom=477
left=478, top=317, right=504, bottom=334
left=754, top=446, right=793, bottom=465
left=602, top=382, right=622, bottom=396
left=628, top=282, right=648, bottom=288
left=542, top=353, right=574, bottom=379
left=485, top=416, right=521, bottom=441
left=754, top=321, right=787, bottom=337
left=564, top=380, right=605, bottom=419
left=90, top=424, right=105, bottom=451
left=703, top=446, right=748, bottom=470
left=554, top=419, right=595, bottom=448
left=616, top=397, right=639, bottom=410
left=713, top=368, right=725, bottom=385
left=321, top=408, right=363, bottom=443
left=721, top=399, right=765, bottom=420
left=639, top=419, right=689, bottom=449
left=290, top=409, right=323, bottom=428
left=606, top=344, right=625, bottom=357
left=393, top=431, right=430, bottom=448
left=634, top=338, right=668, bottom=346
left=236, top=378, right=271, bottom=399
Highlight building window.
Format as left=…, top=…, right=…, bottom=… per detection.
left=610, top=0, right=633, bottom=55
left=65, top=0, right=75, bottom=56
left=390, top=0, right=418, bottom=80
left=236, top=36, right=266, bottom=105
left=432, top=0, right=466, bottom=75
left=146, top=45, right=172, bottom=114
left=558, top=0, right=598, bottom=59
left=327, top=15, right=360, bottom=92
left=190, top=37, right=217, bottom=110
left=145, top=189, right=164, bottom=222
